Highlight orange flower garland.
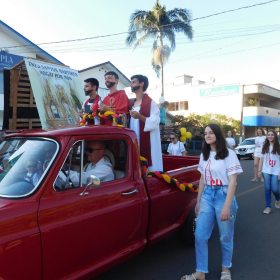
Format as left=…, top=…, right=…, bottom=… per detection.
left=79, top=97, right=100, bottom=126
left=139, top=156, right=198, bottom=192
left=98, top=111, right=124, bottom=127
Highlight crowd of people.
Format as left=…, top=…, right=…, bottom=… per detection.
left=79, top=73, right=280, bottom=280
left=80, top=71, right=163, bottom=171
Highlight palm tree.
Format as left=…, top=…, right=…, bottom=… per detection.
left=126, top=0, right=193, bottom=97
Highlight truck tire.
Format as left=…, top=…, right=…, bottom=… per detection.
left=180, top=208, right=196, bottom=247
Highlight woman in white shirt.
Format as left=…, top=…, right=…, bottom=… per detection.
left=167, top=134, right=187, bottom=156
left=258, top=129, right=280, bottom=214
left=181, top=124, right=242, bottom=280
left=251, top=128, right=266, bottom=181
left=225, top=131, right=236, bottom=149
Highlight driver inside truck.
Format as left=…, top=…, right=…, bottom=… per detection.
left=56, top=141, right=114, bottom=189
left=82, top=141, right=114, bottom=183
left=23, top=159, right=42, bottom=186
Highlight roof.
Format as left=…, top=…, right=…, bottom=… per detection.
left=0, top=20, right=63, bottom=65
left=79, top=61, right=131, bottom=86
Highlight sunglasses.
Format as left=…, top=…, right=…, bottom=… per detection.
left=86, top=147, right=104, bottom=154
left=170, top=137, right=175, bottom=140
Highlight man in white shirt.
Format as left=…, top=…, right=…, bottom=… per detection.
left=129, top=74, right=163, bottom=171
left=167, top=134, right=187, bottom=156
left=69, top=141, right=114, bottom=185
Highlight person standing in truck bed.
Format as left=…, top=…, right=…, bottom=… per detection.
left=129, top=74, right=162, bottom=172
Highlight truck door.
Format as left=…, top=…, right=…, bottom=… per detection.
left=38, top=137, right=148, bottom=279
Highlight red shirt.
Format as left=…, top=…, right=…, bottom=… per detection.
left=102, top=90, right=129, bottom=125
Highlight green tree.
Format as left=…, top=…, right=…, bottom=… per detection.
left=126, top=0, right=193, bottom=97
left=173, top=113, right=241, bottom=136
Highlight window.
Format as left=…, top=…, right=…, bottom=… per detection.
left=168, top=101, right=188, bottom=111
left=0, top=138, right=58, bottom=198
left=54, top=139, right=128, bottom=191
left=54, top=141, right=82, bottom=190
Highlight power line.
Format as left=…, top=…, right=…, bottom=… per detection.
left=8, top=24, right=280, bottom=55
left=170, top=40, right=280, bottom=65
left=1, top=0, right=279, bottom=50
left=191, top=0, right=279, bottom=22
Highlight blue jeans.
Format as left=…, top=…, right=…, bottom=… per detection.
left=262, top=173, right=280, bottom=207
left=195, top=186, right=238, bottom=273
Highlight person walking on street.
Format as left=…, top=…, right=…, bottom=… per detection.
left=251, top=128, right=266, bottom=182
left=181, top=124, right=243, bottom=280
left=225, top=131, right=236, bottom=149
left=258, top=129, right=280, bottom=214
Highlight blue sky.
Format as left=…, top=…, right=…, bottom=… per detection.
left=1, top=0, right=280, bottom=89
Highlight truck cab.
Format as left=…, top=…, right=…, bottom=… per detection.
left=0, top=126, right=199, bottom=279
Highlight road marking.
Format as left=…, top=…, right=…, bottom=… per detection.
left=237, top=184, right=263, bottom=198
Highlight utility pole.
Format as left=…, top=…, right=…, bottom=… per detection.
left=239, top=84, right=245, bottom=144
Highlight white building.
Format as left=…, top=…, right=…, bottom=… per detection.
left=0, top=20, right=64, bottom=129
left=149, top=75, right=280, bottom=138
left=0, top=20, right=130, bottom=129
left=79, top=61, right=130, bottom=100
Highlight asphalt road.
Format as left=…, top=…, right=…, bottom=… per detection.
left=96, top=159, right=280, bottom=280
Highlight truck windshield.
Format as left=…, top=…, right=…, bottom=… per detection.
left=0, top=138, right=58, bottom=198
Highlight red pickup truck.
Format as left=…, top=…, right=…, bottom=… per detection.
left=0, top=126, right=200, bottom=280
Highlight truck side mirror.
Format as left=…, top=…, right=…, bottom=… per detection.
left=80, top=175, right=101, bottom=196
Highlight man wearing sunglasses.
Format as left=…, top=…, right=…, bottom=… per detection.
left=83, top=141, right=114, bottom=183
left=66, top=141, right=114, bottom=186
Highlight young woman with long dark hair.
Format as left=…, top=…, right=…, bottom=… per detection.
left=258, top=129, right=280, bottom=214
left=181, top=124, right=243, bottom=280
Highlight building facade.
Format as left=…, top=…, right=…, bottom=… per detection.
left=0, top=20, right=63, bottom=129
left=79, top=61, right=130, bottom=100
left=149, top=75, right=280, bottom=138
left=0, top=21, right=131, bottom=129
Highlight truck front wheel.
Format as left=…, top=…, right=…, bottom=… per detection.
left=180, top=208, right=196, bottom=247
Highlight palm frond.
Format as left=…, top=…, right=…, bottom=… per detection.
left=133, top=32, right=155, bottom=49
left=167, top=8, right=193, bottom=39
left=126, top=10, right=159, bottom=46
left=161, top=30, right=176, bottom=50
left=172, top=21, right=193, bottom=40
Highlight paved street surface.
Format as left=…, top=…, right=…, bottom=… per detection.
left=96, top=160, right=280, bottom=280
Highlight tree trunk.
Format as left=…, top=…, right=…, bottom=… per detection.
left=161, top=61, right=164, bottom=97
left=160, top=35, right=164, bottom=97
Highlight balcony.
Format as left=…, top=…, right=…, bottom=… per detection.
left=243, top=106, right=280, bottom=126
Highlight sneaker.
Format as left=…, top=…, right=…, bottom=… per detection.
left=221, top=271, right=232, bottom=280
left=275, top=201, right=280, bottom=209
left=251, top=178, right=258, bottom=182
left=263, top=207, right=272, bottom=214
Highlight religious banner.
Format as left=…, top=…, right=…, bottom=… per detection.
left=25, top=58, right=84, bottom=129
